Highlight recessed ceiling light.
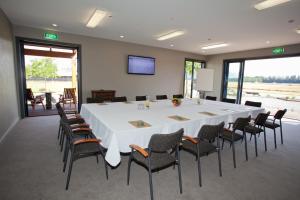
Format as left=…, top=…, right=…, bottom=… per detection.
left=86, top=10, right=107, bottom=28
left=254, top=0, right=291, bottom=11
left=266, top=41, right=270, bottom=44
left=120, top=35, right=125, bottom=38
left=201, top=43, right=228, bottom=50
left=52, top=24, right=58, bottom=27
left=296, top=29, right=300, bottom=34
left=170, top=44, right=174, bottom=47
left=157, top=31, right=184, bottom=41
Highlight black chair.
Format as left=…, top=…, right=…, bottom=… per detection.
left=56, top=103, right=87, bottom=150
left=205, top=96, right=217, bottom=101
left=136, top=96, right=147, bottom=101
left=220, top=116, right=251, bottom=168
left=127, top=129, right=184, bottom=200
left=181, top=122, right=224, bottom=187
left=62, top=121, right=108, bottom=190
left=156, top=95, right=168, bottom=100
left=245, top=112, right=270, bottom=156
left=265, top=109, right=287, bottom=148
left=222, top=98, right=236, bottom=104
left=245, top=101, right=262, bottom=107
left=173, top=94, right=183, bottom=99
left=86, top=97, right=104, bottom=103
left=111, top=96, right=127, bottom=102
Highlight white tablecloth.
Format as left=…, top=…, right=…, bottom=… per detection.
left=80, top=99, right=264, bottom=166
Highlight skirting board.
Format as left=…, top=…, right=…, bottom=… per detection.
left=0, top=118, right=19, bottom=144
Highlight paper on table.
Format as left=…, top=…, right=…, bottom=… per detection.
left=168, top=115, right=190, bottom=121
left=199, top=111, right=217, bottom=116
left=129, top=120, right=151, bottom=128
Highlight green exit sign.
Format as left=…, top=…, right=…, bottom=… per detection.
left=44, top=32, right=58, bottom=40
left=272, top=47, right=285, bottom=55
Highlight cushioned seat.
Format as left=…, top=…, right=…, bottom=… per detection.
left=182, top=140, right=217, bottom=157
left=245, top=125, right=263, bottom=134
left=132, top=150, right=176, bottom=170
left=264, top=121, right=280, bottom=128
left=222, top=130, right=243, bottom=141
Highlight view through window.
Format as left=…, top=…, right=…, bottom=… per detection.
left=241, top=57, right=300, bottom=119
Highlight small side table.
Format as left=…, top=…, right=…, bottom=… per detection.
left=45, top=92, right=52, bottom=110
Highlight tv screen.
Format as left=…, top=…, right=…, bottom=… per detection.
left=128, top=55, right=155, bottom=75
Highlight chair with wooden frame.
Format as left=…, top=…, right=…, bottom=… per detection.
left=60, top=88, right=77, bottom=109
left=181, top=122, right=224, bottom=187
left=26, top=88, right=45, bottom=111
left=127, top=129, right=184, bottom=200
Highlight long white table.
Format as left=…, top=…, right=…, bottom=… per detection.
left=80, top=99, right=264, bottom=166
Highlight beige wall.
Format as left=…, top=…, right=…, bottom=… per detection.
left=206, top=44, right=300, bottom=99
left=0, top=9, right=19, bottom=142
left=13, top=25, right=205, bottom=101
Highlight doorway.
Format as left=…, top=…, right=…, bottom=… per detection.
left=184, top=59, right=206, bottom=98
left=16, top=38, right=82, bottom=117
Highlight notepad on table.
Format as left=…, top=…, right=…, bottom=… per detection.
left=198, top=111, right=217, bottom=116
left=129, top=120, right=151, bottom=128
left=168, top=115, right=190, bottom=121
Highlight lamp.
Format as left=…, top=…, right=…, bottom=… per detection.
left=195, top=68, right=214, bottom=99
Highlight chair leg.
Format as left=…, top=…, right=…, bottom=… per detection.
left=254, top=134, right=258, bottom=157
left=63, top=140, right=70, bottom=172
left=263, top=127, right=267, bottom=152
left=127, top=154, right=133, bottom=185
left=196, top=144, right=202, bottom=187
left=244, top=132, right=248, bottom=161
left=176, top=148, right=183, bottom=193
left=217, top=148, right=222, bottom=177
left=273, top=129, right=277, bottom=149
left=65, top=156, right=74, bottom=190
left=147, top=159, right=154, bottom=200
left=280, top=121, right=283, bottom=144
left=60, top=133, right=65, bottom=152
left=232, top=141, right=236, bottom=168
left=57, top=124, right=61, bottom=140
left=222, top=139, right=225, bottom=149
left=104, top=159, right=109, bottom=180
left=249, top=134, right=252, bottom=141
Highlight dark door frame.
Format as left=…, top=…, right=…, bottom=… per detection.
left=183, top=58, right=206, bottom=98
left=15, top=37, right=82, bottom=118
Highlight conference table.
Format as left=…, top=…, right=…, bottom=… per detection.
left=80, top=99, right=264, bottom=167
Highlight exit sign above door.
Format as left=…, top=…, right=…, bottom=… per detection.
left=272, top=47, right=285, bottom=55
left=44, top=32, right=59, bottom=40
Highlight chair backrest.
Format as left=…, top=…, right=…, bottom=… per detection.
left=222, top=98, right=236, bottom=104
left=156, top=95, right=168, bottom=100
left=206, top=96, right=217, bottom=101
left=198, top=122, right=225, bottom=141
left=136, top=96, right=147, bottom=101
left=26, top=88, right=34, bottom=100
left=254, top=112, right=270, bottom=126
left=245, top=101, right=262, bottom=107
left=56, top=103, right=64, bottom=117
left=274, top=109, right=287, bottom=120
left=112, top=96, right=127, bottom=102
left=64, top=88, right=76, bottom=99
left=148, top=128, right=183, bottom=153
left=233, top=116, right=251, bottom=131
left=173, top=94, right=183, bottom=99
left=86, top=97, right=104, bottom=103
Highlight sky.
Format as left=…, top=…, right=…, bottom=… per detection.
left=229, top=56, right=300, bottom=77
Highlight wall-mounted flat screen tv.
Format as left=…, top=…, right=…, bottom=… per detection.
left=128, top=55, right=155, bottom=75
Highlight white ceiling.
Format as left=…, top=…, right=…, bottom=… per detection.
left=1, top=0, right=300, bottom=55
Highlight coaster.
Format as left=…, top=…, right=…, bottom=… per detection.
left=199, top=111, right=217, bottom=116
left=123, top=101, right=133, bottom=104
left=129, top=120, right=151, bottom=128
left=168, top=115, right=190, bottom=121
left=97, top=103, right=108, bottom=105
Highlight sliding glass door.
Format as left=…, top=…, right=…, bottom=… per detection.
left=184, top=59, right=205, bottom=98
left=222, top=60, right=244, bottom=103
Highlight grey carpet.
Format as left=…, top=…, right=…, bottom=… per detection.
left=0, top=116, right=300, bottom=200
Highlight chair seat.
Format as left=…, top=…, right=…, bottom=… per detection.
left=222, top=130, right=243, bottom=141
left=73, top=142, right=105, bottom=159
left=265, top=121, right=280, bottom=129
left=67, top=117, right=85, bottom=125
left=181, top=140, right=217, bottom=157
left=132, top=150, right=176, bottom=171
left=245, top=125, right=263, bottom=134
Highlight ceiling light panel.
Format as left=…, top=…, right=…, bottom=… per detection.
left=86, top=10, right=107, bottom=28
left=157, top=31, right=184, bottom=41
left=201, top=43, right=228, bottom=50
left=254, top=0, right=291, bottom=10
